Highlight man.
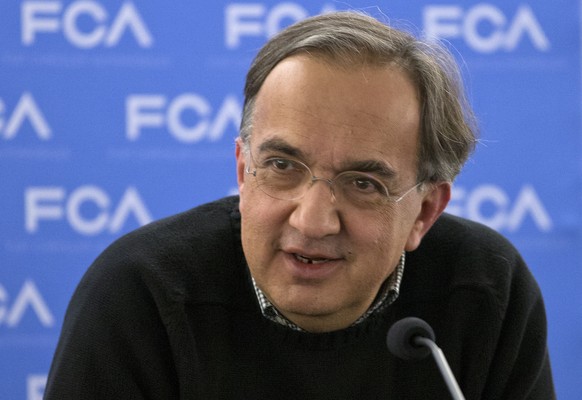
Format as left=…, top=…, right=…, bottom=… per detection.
left=45, top=11, right=555, bottom=399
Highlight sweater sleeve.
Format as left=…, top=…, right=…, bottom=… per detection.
left=482, top=254, right=555, bottom=400
left=44, top=249, right=180, bottom=399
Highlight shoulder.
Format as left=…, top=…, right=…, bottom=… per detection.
left=115, top=195, right=239, bottom=255
left=404, top=213, right=540, bottom=310
left=401, top=214, right=554, bottom=398
left=76, top=196, right=243, bottom=308
left=421, top=212, right=522, bottom=266
left=44, top=199, right=245, bottom=400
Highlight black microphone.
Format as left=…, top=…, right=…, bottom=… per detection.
left=387, top=317, right=466, bottom=400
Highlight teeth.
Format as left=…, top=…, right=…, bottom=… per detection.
left=294, top=254, right=329, bottom=264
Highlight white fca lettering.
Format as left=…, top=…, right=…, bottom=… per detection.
left=21, top=1, right=153, bottom=48
left=27, top=375, right=47, bottom=400
left=0, top=92, right=51, bottom=140
left=25, top=186, right=153, bottom=235
left=126, top=94, right=241, bottom=143
left=424, top=4, right=550, bottom=53
left=0, top=281, right=54, bottom=328
left=225, top=3, right=336, bottom=48
left=447, top=184, right=552, bottom=232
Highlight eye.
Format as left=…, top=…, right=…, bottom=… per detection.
left=340, top=172, right=388, bottom=196
left=353, top=177, right=382, bottom=192
left=268, top=158, right=294, bottom=171
left=261, top=157, right=305, bottom=173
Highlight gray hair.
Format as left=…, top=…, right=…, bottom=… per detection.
left=240, top=11, right=477, bottom=183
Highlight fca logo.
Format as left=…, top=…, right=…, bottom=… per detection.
left=126, top=94, right=241, bottom=143
left=225, top=3, right=336, bottom=48
left=25, top=186, right=153, bottom=235
left=447, top=184, right=552, bottom=232
left=21, top=1, right=153, bottom=48
left=0, top=93, right=51, bottom=140
left=423, top=4, right=550, bottom=53
left=0, top=281, right=54, bottom=328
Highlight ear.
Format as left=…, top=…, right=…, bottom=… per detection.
left=235, top=138, right=248, bottom=197
left=405, top=181, right=451, bottom=251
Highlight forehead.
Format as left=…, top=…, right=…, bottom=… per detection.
left=251, top=55, right=420, bottom=176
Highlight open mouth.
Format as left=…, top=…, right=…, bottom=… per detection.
left=293, top=253, right=331, bottom=265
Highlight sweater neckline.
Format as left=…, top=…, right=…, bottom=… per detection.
left=257, top=306, right=392, bottom=351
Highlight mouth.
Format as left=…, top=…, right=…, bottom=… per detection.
left=283, top=250, right=343, bottom=280
left=293, top=253, right=333, bottom=265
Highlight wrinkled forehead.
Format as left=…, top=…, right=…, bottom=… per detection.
left=249, top=55, right=421, bottom=181
left=254, top=55, right=420, bottom=132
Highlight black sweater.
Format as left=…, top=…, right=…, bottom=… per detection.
left=45, top=196, right=555, bottom=399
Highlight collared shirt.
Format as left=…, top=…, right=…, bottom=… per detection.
left=251, top=252, right=406, bottom=332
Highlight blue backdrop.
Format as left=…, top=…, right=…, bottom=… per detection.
left=1, top=1, right=580, bottom=399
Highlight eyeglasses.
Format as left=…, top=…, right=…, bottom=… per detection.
left=245, top=152, right=422, bottom=208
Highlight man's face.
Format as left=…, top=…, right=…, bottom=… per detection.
left=236, top=55, right=449, bottom=332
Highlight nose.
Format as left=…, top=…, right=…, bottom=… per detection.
left=288, top=180, right=341, bottom=238
left=311, top=176, right=336, bottom=198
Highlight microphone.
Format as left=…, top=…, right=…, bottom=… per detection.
left=387, top=317, right=466, bottom=400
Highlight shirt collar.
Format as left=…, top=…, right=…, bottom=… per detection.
left=251, top=251, right=406, bottom=332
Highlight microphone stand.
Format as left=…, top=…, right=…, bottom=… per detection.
left=414, top=337, right=466, bottom=400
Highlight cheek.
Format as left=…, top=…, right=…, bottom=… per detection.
left=240, top=209, right=269, bottom=276
left=240, top=192, right=288, bottom=262
left=241, top=193, right=281, bottom=233
left=360, top=206, right=406, bottom=241
left=352, top=207, right=414, bottom=263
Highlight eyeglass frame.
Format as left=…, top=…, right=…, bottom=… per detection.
left=243, top=145, right=424, bottom=206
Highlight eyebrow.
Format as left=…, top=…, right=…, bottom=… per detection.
left=256, top=137, right=397, bottom=179
left=342, top=159, right=397, bottom=180
left=257, top=138, right=305, bottom=159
